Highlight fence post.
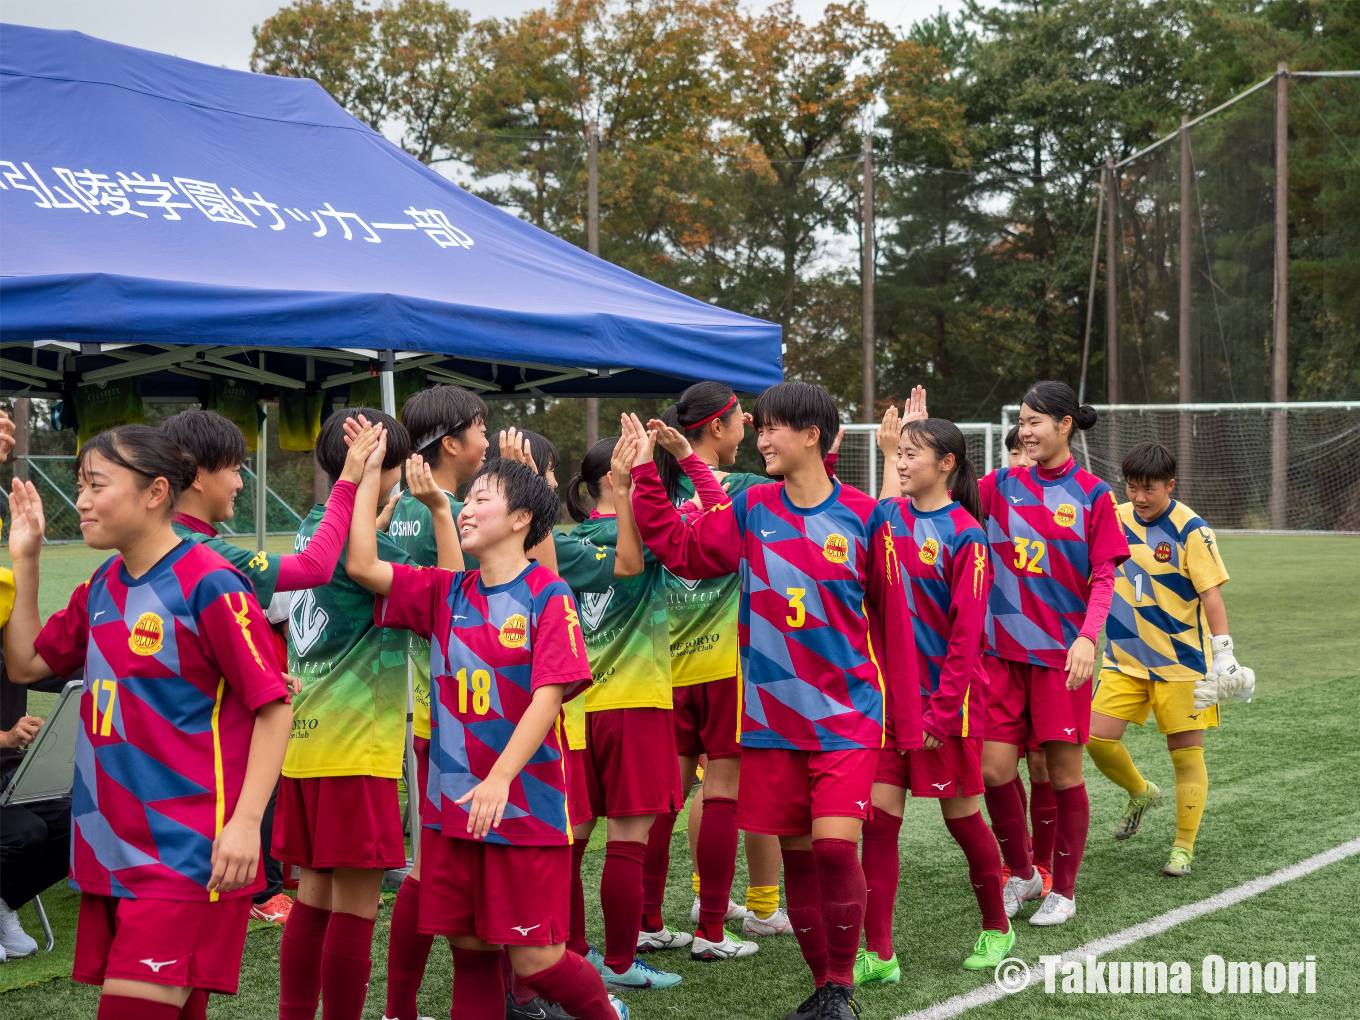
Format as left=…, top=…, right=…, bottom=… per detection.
left=1270, top=63, right=1289, bottom=529
left=585, top=120, right=601, bottom=447
left=1179, top=114, right=1193, bottom=500
left=984, top=422, right=994, bottom=475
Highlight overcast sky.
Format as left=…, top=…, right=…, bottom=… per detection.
left=0, top=0, right=974, bottom=70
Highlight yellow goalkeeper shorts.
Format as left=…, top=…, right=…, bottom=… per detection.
left=1092, top=668, right=1220, bottom=735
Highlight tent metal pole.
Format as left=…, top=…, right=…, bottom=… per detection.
left=256, top=352, right=268, bottom=553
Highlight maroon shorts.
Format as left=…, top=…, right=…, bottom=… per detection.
left=73, top=893, right=251, bottom=995
left=737, top=747, right=877, bottom=835
left=908, top=735, right=984, bottom=798
left=413, top=736, right=432, bottom=816
left=874, top=746, right=911, bottom=788
left=584, top=707, right=682, bottom=818
left=418, top=828, right=570, bottom=944
left=672, top=677, right=741, bottom=759
left=272, top=775, right=407, bottom=871
left=983, top=655, right=1091, bottom=747
left=568, top=748, right=593, bottom=828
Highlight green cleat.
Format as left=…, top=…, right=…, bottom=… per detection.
left=1164, top=846, right=1194, bottom=877
left=1114, top=780, right=1161, bottom=840
left=962, top=926, right=1016, bottom=971
left=853, top=947, right=900, bottom=984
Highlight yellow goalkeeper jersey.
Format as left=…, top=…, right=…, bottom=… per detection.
left=1104, top=500, right=1229, bottom=681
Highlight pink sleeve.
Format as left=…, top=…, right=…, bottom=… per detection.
left=823, top=451, right=839, bottom=478
left=631, top=461, right=741, bottom=578
left=678, top=453, right=727, bottom=512
left=977, top=470, right=998, bottom=519
left=198, top=590, right=288, bottom=712
left=375, top=562, right=447, bottom=636
left=866, top=518, right=922, bottom=750
left=276, top=480, right=357, bottom=591
left=33, top=580, right=91, bottom=679
left=922, top=541, right=989, bottom=741
left=1078, top=490, right=1131, bottom=644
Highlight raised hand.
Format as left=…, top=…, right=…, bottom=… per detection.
left=828, top=425, right=846, bottom=456
left=877, top=404, right=901, bottom=457
left=406, top=453, right=445, bottom=509
left=340, top=424, right=382, bottom=484
left=7, top=478, right=46, bottom=559
left=644, top=418, right=694, bottom=460
left=341, top=413, right=374, bottom=447
left=625, top=412, right=656, bottom=464
left=499, top=427, right=537, bottom=473
left=612, top=423, right=640, bottom=488
left=0, top=410, right=15, bottom=464
left=903, top=385, right=928, bottom=424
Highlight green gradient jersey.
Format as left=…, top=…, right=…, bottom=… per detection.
left=551, top=529, right=616, bottom=746
left=570, top=515, right=672, bottom=713
left=171, top=518, right=283, bottom=606
left=283, top=506, right=413, bottom=779
left=387, top=490, right=476, bottom=740
left=666, top=470, right=768, bottom=686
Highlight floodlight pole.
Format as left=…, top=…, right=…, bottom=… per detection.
left=255, top=352, right=268, bottom=553
left=1179, top=114, right=1193, bottom=499
left=585, top=120, right=600, bottom=447
left=1270, top=63, right=1289, bottom=529
left=861, top=136, right=875, bottom=424
left=1105, top=157, right=1120, bottom=464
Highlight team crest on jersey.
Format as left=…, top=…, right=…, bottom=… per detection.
left=499, top=614, right=528, bottom=648
left=918, top=538, right=940, bottom=566
left=823, top=533, right=849, bottom=564
left=579, top=589, right=614, bottom=630
left=1154, top=541, right=1173, bottom=563
left=1053, top=503, right=1077, bottom=528
left=128, top=612, right=165, bottom=656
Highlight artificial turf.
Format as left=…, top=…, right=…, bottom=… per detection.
left=1, top=535, right=1356, bottom=1019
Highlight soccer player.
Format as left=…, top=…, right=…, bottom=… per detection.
left=645, top=382, right=790, bottom=945
left=563, top=435, right=691, bottom=986
left=346, top=449, right=627, bottom=1020
left=859, top=418, right=1013, bottom=983
left=975, top=381, right=1130, bottom=927
left=1087, top=441, right=1253, bottom=877
left=4, top=427, right=290, bottom=1020
left=272, top=407, right=417, bottom=1020
left=629, top=382, right=918, bottom=1020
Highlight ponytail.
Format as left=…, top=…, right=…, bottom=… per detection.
left=901, top=418, right=984, bottom=526
left=1020, top=380, right=1097, bottom=442
left=654, top=380, right=739, bottom=501
left=565, top=438, right=618, bottom=523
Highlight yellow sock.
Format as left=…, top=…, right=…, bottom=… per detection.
left=1087, top=737, right=1148, bottom=797
left=1170, top=745, right=1207, bottom=851
left=745, top=885, right=780, bottom=919
left=691, top=871, right=701, bottom=896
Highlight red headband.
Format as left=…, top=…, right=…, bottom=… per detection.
left=683, top=395, right=738, bottom=432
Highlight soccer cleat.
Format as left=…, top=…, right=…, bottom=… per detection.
left=1164, top=846, right=1194, bottom=877
left=781, top=988, right=823, bottom=1020
left=249, top=892, right=295, bottom=924
left=742, top=906, right=793, bottom=936
left=690, top=929, right=758, bottom=961
left=1028, top=891, right=1077, bottom=926
left=505, top=994, right=571, bottom=1020
left=853, top=947, right=901, bottom=984
left=1000, top=862, right=1011, bottom=884
left=820, top=982, right=862, bottom=1019
left=585, top=946, right=605, bottom=973
left=1002, top=869, right=1045, bottom=918
left=1034, top=862, right=1053, bottom=897
left=962, top=926, right=1015, bottom=971
left=1114, top=780, right=1161, bottom=840
left=689, top=896, right=747, bottom=924
left=0, top=899, right=38, bottom=958
left=636, top=925, right=693, bottom=952
left=600, top=957, right=683, bottom=990
left=608, top=995, right=629, bottom=1019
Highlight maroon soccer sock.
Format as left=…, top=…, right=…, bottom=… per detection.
left=501, top=949, right=538, bottom=1007
left=451, top=948, right=505, bottom=1018
left=523, top=951, right=617, bottom=1020
left=320, top=910, right=375, bottom=1020
left=1012, top=772, right=1028, bottom=817
left=384, top=878, right=434, bottom=1020
left=1029, top=780, right=1058, bottom=870
left=984, top=782, right=1035, bottom=879
left=601, top=839, right=648, bottom=972
left=696, top=796, right=739, bottom=941
left=1052, top=783, right=1090, bottom=899
left=944, top=811, right=1009, bottom=931
left=98, top=996, right=180, bottom=1020
left=568, top=840, right=590, bottom=956
left=176, top=989, right=208, bottom=1020
left=279, top=899, right=330, bottom=1020
left=812, top=838, right=867, bottom=987
left=860, top=807, right=902, bottom=958
left=781, top=847, right=829, bottom=986
left=642, top=808, right=679, bottom=930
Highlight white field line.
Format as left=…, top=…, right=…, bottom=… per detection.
left=895, top=836, right=1360, bottom=1020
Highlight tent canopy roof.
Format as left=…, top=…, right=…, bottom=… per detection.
left=0, top=25, right=783, bottom=399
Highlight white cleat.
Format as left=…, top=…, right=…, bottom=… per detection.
left=689, top=896, right=747, bottom=924
left=609, top=995, right=630, bottom=1019
left=0, top=900, right=38, bottom=959
left=636, top=925, right=694, bottom=952
left=1002, top=869, right=1046, bottom=919
left=1029, top=891, right=1077, bottom=926
left=742, top=906, right=793, bottom=937
left=690, top=929, right=759, bottom=962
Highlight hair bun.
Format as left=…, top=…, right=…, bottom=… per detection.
left=1075, top=404, right=1099, bottom=431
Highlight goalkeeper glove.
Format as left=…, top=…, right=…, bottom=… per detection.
left=1193, top=635, right=1255, bottom=709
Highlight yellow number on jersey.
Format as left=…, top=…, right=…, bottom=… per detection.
left=91, top=679, right=118, bottom=736
left=1012, top=538, right=1047, bottom=575
left=786, top=587, right=806, bottom=628
left=456, top=668, right=492, bottom=715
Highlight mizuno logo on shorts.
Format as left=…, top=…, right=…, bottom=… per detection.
left=512, top=924, right=541, bottom=936
left=140, top=958, right=177, bottom=972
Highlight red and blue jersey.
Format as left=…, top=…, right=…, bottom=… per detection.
left=34, top=540, right=287, bottom=902
left=878, top=498, right=990, bottom=740
left=978, top=459, right=1130, bottom=669
left=376, top=562, right=592, bottom=846
left=632, top=462, right=918, bottom=752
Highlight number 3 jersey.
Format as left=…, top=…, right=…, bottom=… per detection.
left=631, top=461, right=919, bottom=753
left=33, top=540, right=288, bottom=901
left=376, top=562, right=592, bottom=845
left=979, top=460, right=1130, bottom=669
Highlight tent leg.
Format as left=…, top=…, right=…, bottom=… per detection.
left=256, top=399, right=268, bottom=553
